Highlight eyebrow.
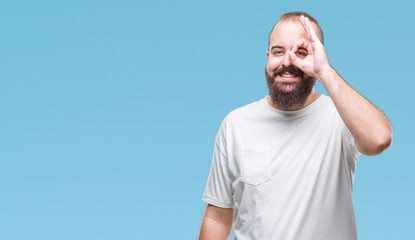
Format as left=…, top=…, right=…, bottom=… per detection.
left=270, top=45, right=283, bottom=51
left=269, top=46, right=308, bottom=52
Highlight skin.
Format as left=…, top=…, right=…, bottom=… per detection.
left=198, top=15, right=393, bottom=240
left=266, top=20, right=321, bottom=110
left=284, top=16, right=392, bottom=156
left=197, top=204, right=234, bottom=240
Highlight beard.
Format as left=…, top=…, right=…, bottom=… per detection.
left=265, top=67, right=316, bottom=110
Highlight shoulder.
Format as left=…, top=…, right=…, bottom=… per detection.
left=317, top=95, right=351, bottom=136
left=312, top=94, right=338, bottom=115
left=224, top=98, right=265, bottom=123
left=215, top=98, right=264, bottom=137
left=317, top=94, right=334, bottom=108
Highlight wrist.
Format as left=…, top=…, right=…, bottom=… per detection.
left=317, top=67, right=346, bottom=95
left=316, top=65, right=333, bottom=82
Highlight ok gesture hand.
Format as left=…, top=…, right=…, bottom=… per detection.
left=288, top=15, right=331, bottom=81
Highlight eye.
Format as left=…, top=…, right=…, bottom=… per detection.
left=295, top=51, right=308, bottom=58
left=272, top=50, right=284, bottom=56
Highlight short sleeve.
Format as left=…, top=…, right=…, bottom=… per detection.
left=202, top=121, right=234, bottom=208
left=343, top=125, right=361, bottom=163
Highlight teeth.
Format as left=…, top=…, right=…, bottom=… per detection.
left=281, top=74, right=295, bottom=77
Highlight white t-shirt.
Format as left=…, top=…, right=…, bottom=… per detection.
left=202, top=95, right=360, bottom=240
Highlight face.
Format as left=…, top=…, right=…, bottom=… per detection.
left=266, top=21, right=316, bottom=110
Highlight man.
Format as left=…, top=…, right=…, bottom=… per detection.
left=198, top=11, right=392, bottom=240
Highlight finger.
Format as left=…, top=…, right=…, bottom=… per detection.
left=287, top=50, right=304, bottom=70
left=302, top=17, right=313, bottom=40
left=300, top=16, right=311, bottom=40
left=301, top=16, right=321, bottom=45
left=291, top=38, right=314, bottom=56
left=291, top=38, right=306, bottom=52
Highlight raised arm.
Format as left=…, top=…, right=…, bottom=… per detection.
left=198, top=204, right=234, bottom=240
left=288, top=16, right=392, bottom=156
left=316, top=67, right=392, bottom=155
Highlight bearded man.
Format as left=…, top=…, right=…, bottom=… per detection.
left=198, top=11, right=392, bottom=240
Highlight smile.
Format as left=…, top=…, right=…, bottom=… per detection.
left=281, top=73, right=296, bottom=78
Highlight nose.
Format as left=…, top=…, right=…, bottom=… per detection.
left=281, top=52, right=291, bottom=67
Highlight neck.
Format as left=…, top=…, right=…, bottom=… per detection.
left=267, top=90, right=321, bottom=111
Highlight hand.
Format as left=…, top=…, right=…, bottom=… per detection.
left=287, top=15, right=332, bottom=81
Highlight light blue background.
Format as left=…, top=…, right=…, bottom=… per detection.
left=1, top=0, right=413, bottom=239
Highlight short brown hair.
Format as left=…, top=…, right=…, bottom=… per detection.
left=268, top=11, right=324, bottom=48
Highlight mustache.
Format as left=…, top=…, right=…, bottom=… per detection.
left=273, top=67, right=303, bottom=77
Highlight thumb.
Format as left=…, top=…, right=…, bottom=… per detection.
left=288, top=50, right=303, bottom=70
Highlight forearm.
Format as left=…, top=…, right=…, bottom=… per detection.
left=318, top=67, right=393, bottom=155
left=198, top=204, right=234, bottom=240
left=198, top=216, right=233, bottom=240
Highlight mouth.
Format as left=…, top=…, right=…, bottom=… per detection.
left=279, top=72, right=298, bottom=78
left=273, top=67, right=303, bottom=82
